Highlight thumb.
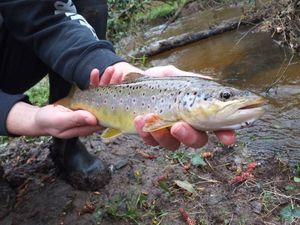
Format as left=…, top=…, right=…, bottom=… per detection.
left=54, top=110, right=98, bottom=131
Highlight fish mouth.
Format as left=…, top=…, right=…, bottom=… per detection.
left=237, top=98, right=268, bottom=110
left=216, top=97, right=268, bottom=130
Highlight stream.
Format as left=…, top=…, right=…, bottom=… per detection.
left=148, top=28, right=300, bottom=164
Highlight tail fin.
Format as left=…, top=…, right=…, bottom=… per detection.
left=54, top=86, right=77, bottom=108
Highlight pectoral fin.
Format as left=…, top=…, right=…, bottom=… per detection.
left=101, top=128, right=122, bottom=139
left=143, top=115, right=176, bottom=132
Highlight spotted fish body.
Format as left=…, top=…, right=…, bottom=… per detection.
left=58, top=74, right=266, bottom=138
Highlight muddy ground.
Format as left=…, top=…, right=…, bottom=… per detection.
left=1, top=133, right=299, bottom=225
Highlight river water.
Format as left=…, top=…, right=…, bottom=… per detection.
left=148, top=29, right=300, bottom=164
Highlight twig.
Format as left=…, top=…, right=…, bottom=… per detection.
left=179, top=208, right=196, bottom=225
left=161, top=0, right=193, bottom=34
left=235, top=23, right=261, bottom=46
left=188, top=171, right=220, bottom=183
left=265, top=53, right=294, bottom=93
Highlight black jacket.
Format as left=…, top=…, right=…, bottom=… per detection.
left=0, top=0, right=124, bottom=135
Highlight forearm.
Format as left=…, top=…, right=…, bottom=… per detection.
left=6, top=102, right=43, bottom=136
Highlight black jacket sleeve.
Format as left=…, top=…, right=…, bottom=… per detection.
left=0, top=0, right=124, bottom=89
left=0, top=90, right=29, bottom=135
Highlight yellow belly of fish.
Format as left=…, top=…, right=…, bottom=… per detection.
left=71, top=102, right=137, bottom=136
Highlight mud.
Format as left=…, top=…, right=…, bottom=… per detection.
left=1, top=134, right=299, bottom=225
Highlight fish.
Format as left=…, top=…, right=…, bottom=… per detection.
left=57, top=73, right=267, bottom=139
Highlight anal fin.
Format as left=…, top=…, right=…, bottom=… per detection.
left=101, top=128, right=122, bottom=139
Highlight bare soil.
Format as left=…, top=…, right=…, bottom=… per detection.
left=1, top=134, right=299, bottom=225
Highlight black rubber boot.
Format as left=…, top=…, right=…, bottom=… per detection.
left=50, top=138, right=111, bottom=191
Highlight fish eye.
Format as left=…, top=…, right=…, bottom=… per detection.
left=220, top=91, right=232, bottom=100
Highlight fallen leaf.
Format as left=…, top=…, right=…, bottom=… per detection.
left=191, top=154, right=206, bottom=167
left=174, top=180, right=196, bottom=194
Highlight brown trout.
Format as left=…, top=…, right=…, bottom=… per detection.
left=57, top=74, right=267, bottom=139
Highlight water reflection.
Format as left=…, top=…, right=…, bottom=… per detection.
left=149, top=29, right=300, bottom=164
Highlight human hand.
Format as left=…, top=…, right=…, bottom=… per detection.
left=35, top=104, right=102, bottom=138
left=134, top=114, right=236, bottom=151
left=145, top=65, right=212, bottom=79
left=89, top=62, right=143, bottom=87
left=6, top=102, right=102, bottom=138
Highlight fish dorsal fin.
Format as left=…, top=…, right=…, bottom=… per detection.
left=101, top=128, right=122, bottom=139
left=143, top=114, right=176, bottom=132
left=54, top=85, right=77, bottom=107
left=122, top=72, right=147, bottom=83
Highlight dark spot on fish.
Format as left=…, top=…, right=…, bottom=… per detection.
left=178, top=91, right=182, bottom=95
left=159, top=109, right=163, bottom=113
left=174, top=98, right=177, bottom=103
left=193, top=91, right=197, bottom=95
left=183, top=101, right=187, bottom=106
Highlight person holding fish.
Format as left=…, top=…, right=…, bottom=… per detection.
left=0, top=0, right=235, bottom=191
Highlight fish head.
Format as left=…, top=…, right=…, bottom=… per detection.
left=178, top=86, right=267, bottom=131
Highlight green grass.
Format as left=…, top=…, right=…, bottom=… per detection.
left=137, top=3, right=177, bottom=22
left=25, top=77, right=49, bottom=107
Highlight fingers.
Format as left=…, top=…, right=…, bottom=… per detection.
left=90, top=68, right=100, bottom=87
left=134, top=115, right=159, bottom=147
left=150, top=128, right=180, bottom=151
left=140, top=114, right=180, bottom=150
left=171, top=122, right=208, bottom=148
left=58, top=110, right=98, bottom=130
left=135, top=113, right=237, bottom=150
left=99, top=66, right=115, bottom=86
left=214, top=130, right=236, bottom=145
left=109, top=69, right=123, bottom=84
